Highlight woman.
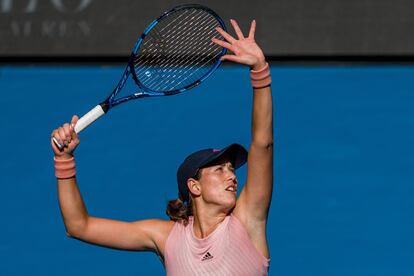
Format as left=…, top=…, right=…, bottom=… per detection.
left=51, top=19, right=273, bottom=276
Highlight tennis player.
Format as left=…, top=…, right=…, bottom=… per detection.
left=51, top=19, right=273, bottom=276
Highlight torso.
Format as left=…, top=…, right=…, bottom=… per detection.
left=154, top=212, right=270, bottom=258
left=161, top=214, right=269, bottom=276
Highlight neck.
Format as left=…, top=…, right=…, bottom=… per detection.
left=192, top=203, right=228, bottom=239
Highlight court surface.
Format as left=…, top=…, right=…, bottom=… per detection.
left=0, top=65, right=413, bottom=275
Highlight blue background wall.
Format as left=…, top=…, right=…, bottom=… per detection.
left=0, top=65, right=413, bottom=275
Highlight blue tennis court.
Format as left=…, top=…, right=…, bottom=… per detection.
left=0, top=65, right=413, bottom=275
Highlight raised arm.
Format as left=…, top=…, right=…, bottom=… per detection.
left=51, top=116, right=173, bottom=254
left=213, top=19, right=273, bottom=256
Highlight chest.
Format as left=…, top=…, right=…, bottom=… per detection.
left=164, top=221, right=268, bottom=276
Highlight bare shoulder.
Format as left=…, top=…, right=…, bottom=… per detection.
left=132, top=219, right=174, bottom=240
left=139, top=219, right=175, bottom=235
left=134, top=219, right=175, bottom=256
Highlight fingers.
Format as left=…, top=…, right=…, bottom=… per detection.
left=230, top=19, right=245, bottom=40
left=217, top=19, right=256, bottom=42
left=70, top=115, right=79, bottom=130
left=51, top=115, right=80, bottom=153
left=215, top=19, right=262, bottom=66
left=51, top=137, right=62, bottom=153
left=220, top=54, right=244, bottom=63
left=211, top=37, right=234, bottom=52
left=51, top=129, right=63, bottom=150
left=215, top=27, right=236, bottom=44
left=248, top=19, right=256, bottom=39
left=57, top=124, right=71, bottom=147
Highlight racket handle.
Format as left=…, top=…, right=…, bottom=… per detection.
left=75, top=104, right=106, bottom=133
left=52, top=104, right=105, bottom=150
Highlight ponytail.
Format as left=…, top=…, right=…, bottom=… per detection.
left=166, top=198, right=193, bottom=225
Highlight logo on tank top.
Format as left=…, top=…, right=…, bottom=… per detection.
left=201, top=251, right=214, bottom=261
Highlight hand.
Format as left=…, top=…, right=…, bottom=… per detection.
left=212, top=19, right=266, bottom=71
left=51, top=115, right=80, bottom=159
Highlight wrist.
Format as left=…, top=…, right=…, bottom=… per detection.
left=250, top=62, right=271, bottom=89
left=54, top=156, right=76, bottom=179
left=251, top=59, right=267, bottom=71
left=54, top=153, right=74, bottom=161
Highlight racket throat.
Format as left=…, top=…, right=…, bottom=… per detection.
left=99, top=102, right=110, bottom=113
left=133, top=92, right=150, bottom=97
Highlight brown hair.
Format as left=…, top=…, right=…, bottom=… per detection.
left=166, top=197, right=193, bottom=225
left=166, top=169, right=202, bottom=224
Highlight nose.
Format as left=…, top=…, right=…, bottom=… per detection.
left=231, top=175, right=238, bottom=185
left=226, top=169, right=237, bottom=182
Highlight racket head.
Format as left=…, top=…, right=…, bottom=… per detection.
left=129, top=4, right=227, bottom=95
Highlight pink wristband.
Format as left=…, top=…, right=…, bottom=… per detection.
left=250, top=62, right=271, bottom=89
left=54, top=157, right=76, bottom=179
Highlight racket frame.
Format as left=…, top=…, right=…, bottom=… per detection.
left=53, top=4, right=227, bottom=148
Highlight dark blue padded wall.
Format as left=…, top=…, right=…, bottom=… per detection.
left=1, top=0, right=414, bottom=56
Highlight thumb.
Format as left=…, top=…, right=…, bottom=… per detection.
left=70, top=115, right=79, bottom=131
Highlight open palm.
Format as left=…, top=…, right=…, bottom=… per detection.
left=212, top=19, right=266, bottom=70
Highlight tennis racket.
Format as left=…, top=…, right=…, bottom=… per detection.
left=53, top=4, right=227, bottom=149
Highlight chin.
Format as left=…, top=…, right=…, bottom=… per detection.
left=222, top=196, right=237, bottom=210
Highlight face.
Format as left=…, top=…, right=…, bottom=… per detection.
left=189, top=156, right=238, bottom=209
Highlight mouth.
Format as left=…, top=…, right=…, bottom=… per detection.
left=225, top=185, right=237, bottom=192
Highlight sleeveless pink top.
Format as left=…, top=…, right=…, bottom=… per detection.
left=164, top=214, right=269, bottom=276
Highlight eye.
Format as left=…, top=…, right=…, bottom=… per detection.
left=226, top=163, right=234, bottom=172
left=215, top=166, right=224, bottom=172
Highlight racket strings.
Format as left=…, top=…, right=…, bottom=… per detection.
left=144, top=38, right=220, bottom=91
left=135, top=11, right=217, bottom=72
left=161, top=49, right=222, bottom=92
left=151, top=41, right=222, bottom=91
left=137, top=8, right=197, bottom=52
left=133, top=8, right=224, bottom=92
left=133, top=9, right=203, bottom=68
left=134, top=13, right=216, bottom=82
left=138, top=19, right=221, bottom=89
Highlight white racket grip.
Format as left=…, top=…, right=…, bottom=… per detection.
left=74, top=105, right=105, bottom=133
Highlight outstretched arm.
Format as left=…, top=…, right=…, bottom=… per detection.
left=51, top=117, right=173, bottom=254
left=213, top=19, right=273, bottom=256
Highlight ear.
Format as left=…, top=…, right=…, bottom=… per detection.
left=187, top=178, right=201, bottom=197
